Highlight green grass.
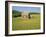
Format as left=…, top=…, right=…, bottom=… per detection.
left=12, top=14, right=40, bottom=30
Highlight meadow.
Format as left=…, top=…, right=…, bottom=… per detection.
left=12, top=14, right=40, bottom=30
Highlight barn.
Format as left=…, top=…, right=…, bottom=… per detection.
left=21, top=11, right=31, bottom=19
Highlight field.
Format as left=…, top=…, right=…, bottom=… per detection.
left=12, top=14, right=40, bottom=30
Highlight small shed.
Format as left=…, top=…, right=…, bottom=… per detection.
left=21, top=11, right=31, bottom=19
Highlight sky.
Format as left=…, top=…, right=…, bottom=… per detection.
left=12, top=6, right=41, bottom=13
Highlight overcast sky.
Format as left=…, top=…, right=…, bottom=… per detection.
left=12, top=6, right=41, bottom=13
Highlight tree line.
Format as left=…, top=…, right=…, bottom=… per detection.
left=12, top=10, right=40, bottom=17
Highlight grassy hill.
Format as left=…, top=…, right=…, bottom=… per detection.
left=12, top=10, right=40, bottom=30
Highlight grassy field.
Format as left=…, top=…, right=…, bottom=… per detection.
left=12, top=14, right=40, bottom=30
